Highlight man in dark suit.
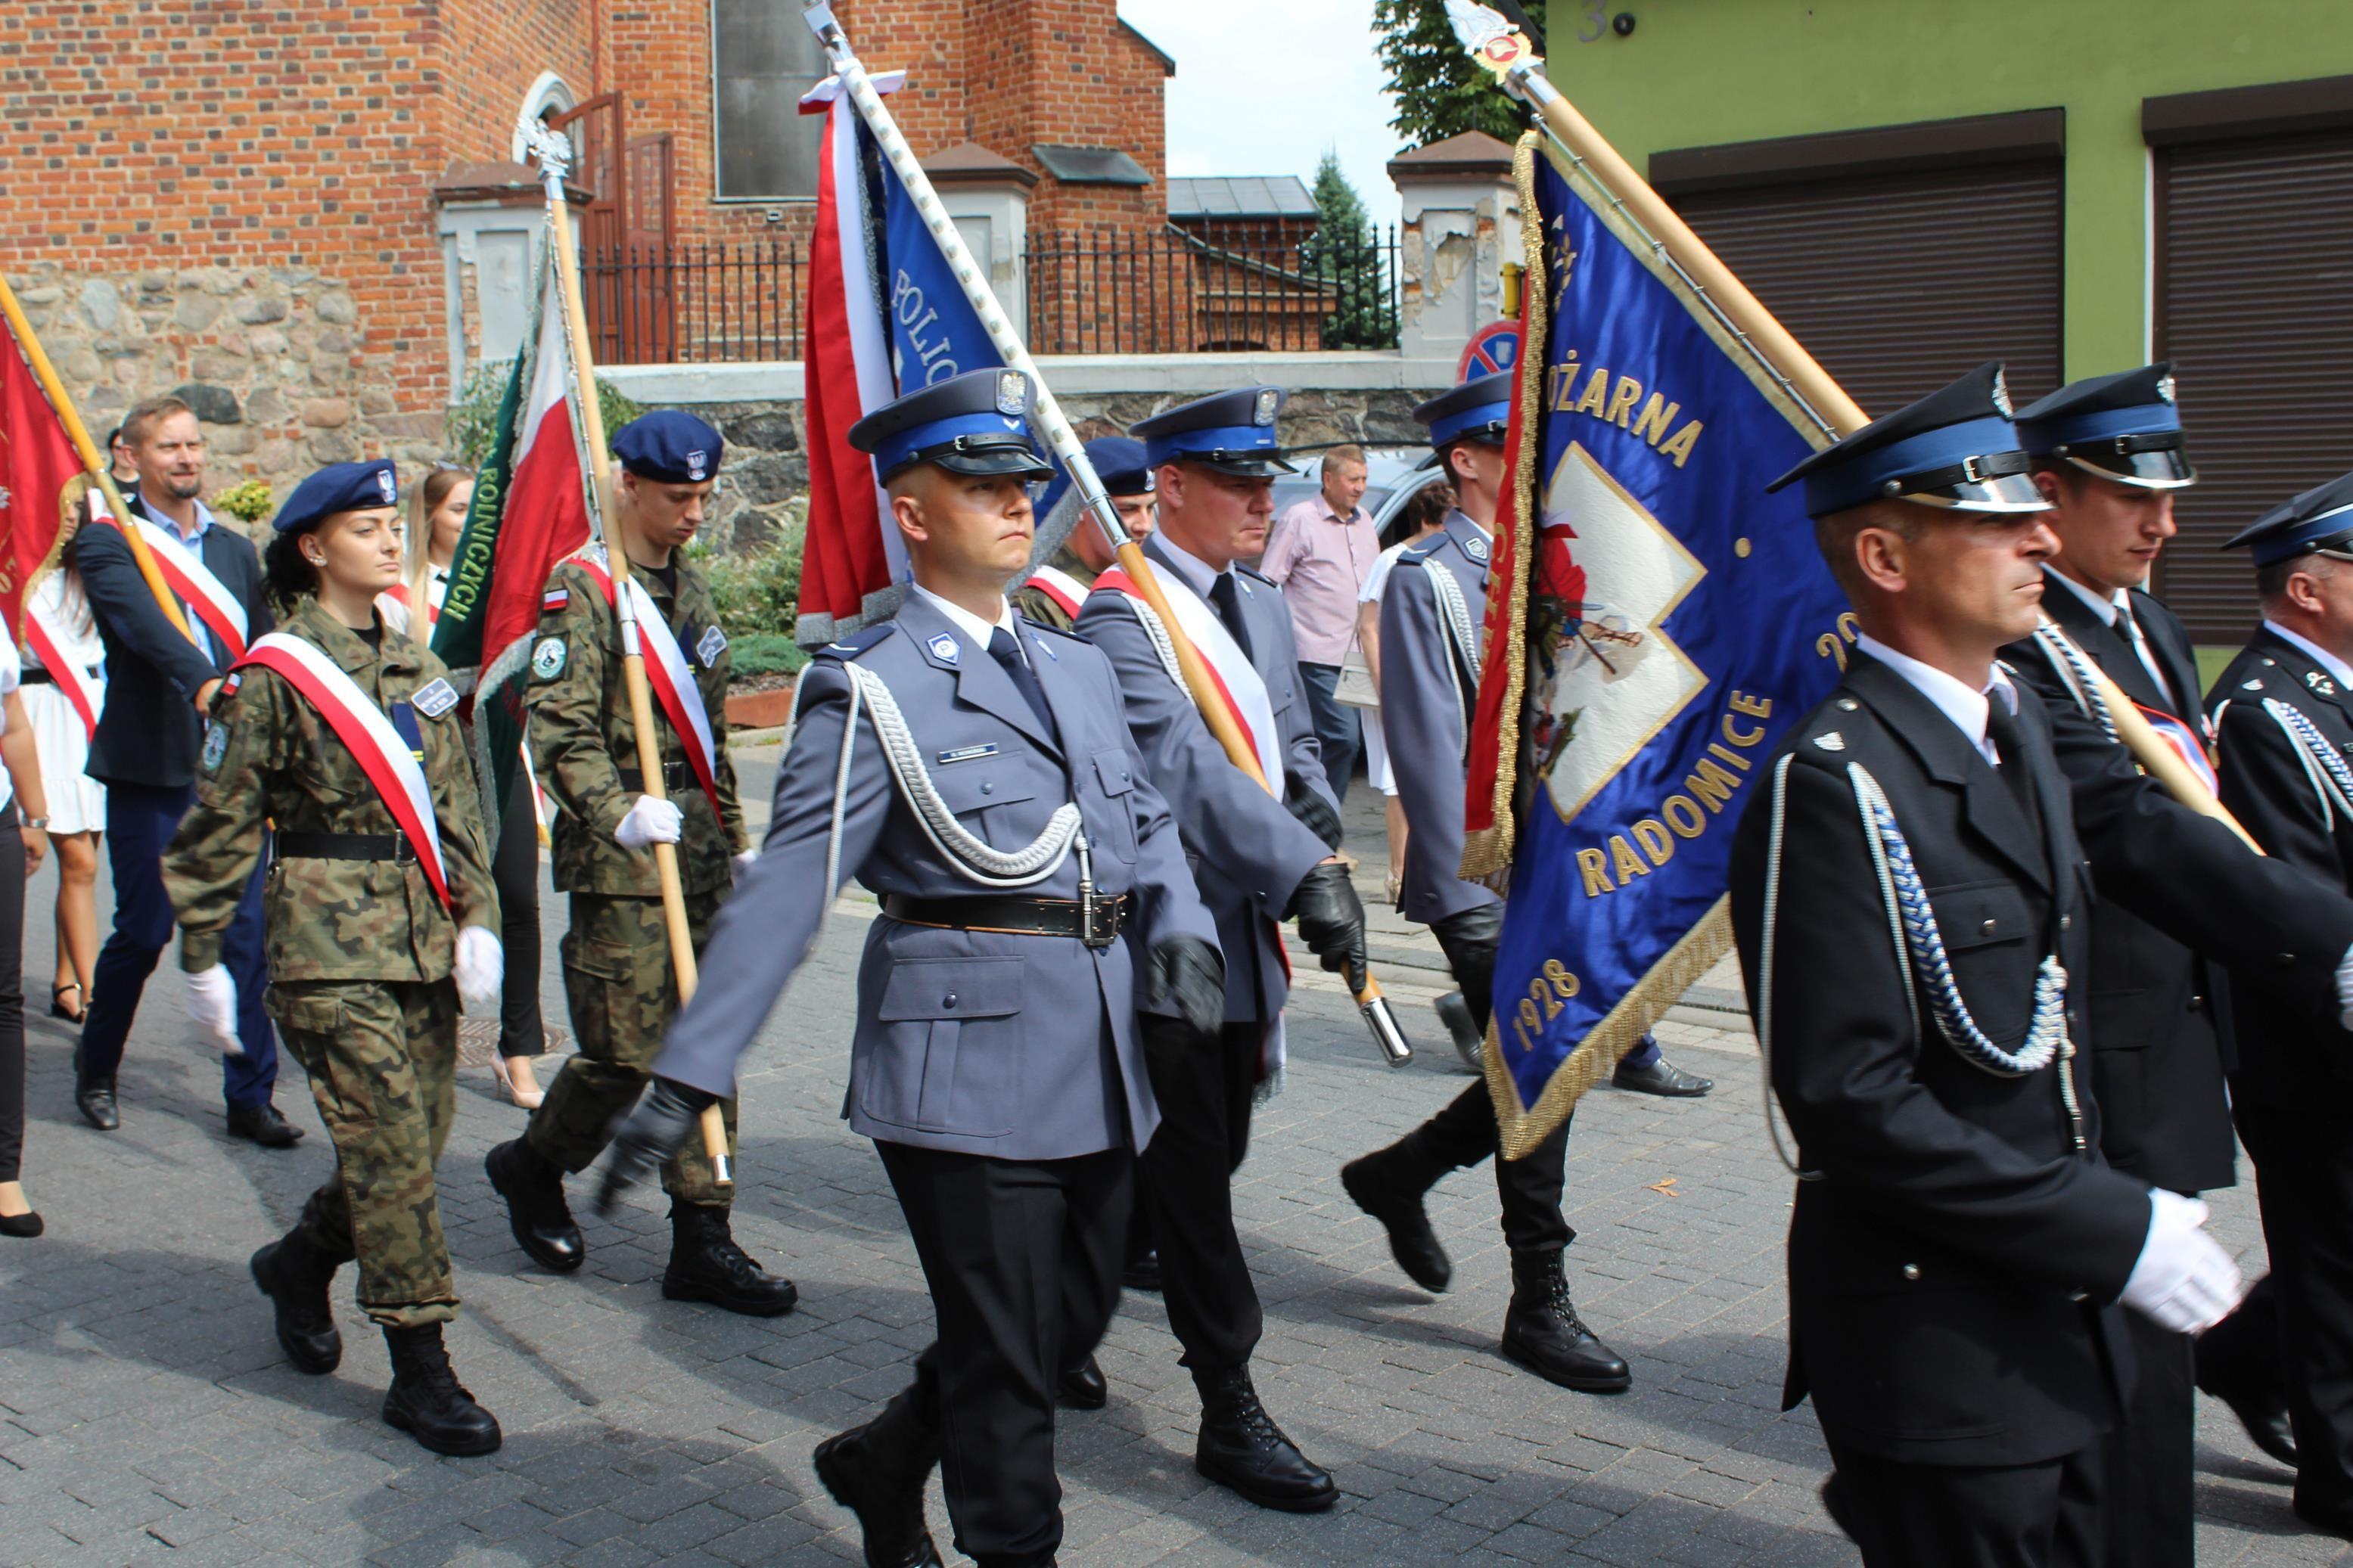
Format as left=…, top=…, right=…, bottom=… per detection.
left=2208, top=470, right=2353, bottom=1540
left=1999, top=365, right=2293, bottom=1561
left=1730, top=364, right=2353, bottom=1566
left=72, top=396, right=292, bottom=1144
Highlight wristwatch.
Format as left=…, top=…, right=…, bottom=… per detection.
left=21, top=816, right=49, bottom=831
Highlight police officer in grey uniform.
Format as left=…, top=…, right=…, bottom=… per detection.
left=597, top=369, right=1226, bottom=1568
left=1072, top=386, right=1368, bottom=1512
left=1339, top=373, right=1633, bottom=1393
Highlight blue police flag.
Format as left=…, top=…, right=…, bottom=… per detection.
left=1459, top=132, right=1857, bottom=1155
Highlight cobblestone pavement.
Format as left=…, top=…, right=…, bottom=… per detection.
left=1, top=745, right=2343, bottom=1566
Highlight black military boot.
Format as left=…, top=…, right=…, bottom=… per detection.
left=484, top=1138, right=583, bottom=1272
left=1057, top=1353, right=1108, bottom=1411
left=250, top=1232, right=343, bottom=1374
left=1340, top=1146, right=1451, bottom=1292
left=381, top=1323, right=502, bottom=1456
left=1500, top=1250, right=1630, bottom=1393
left=664, top=1203, right=800, bottom=1316
left=813, top=1388, right=945, bottom=1568
left=1192, top=1365, right=1337, bottom=1512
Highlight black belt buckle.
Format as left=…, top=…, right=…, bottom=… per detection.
left=1079, top=885, right=1120, bottom=949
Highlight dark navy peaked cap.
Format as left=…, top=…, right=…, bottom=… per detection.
left=2226, top=470, right=2353, bottom=568
left=1413, top=371, right=1512, bottom=449
left=1767, top=362, right=2050, bottom=520
left=613, top=410, right=724, bottom=483
left=849, top=369, right=1053, bottom=483
left=1035, top=435, right=1152, bottom=522
left=2014, top=363, right=2194, bottom=491
left=272, top=459, right=399, bottom=533
left=1130, top=387, right=1297, bottom=477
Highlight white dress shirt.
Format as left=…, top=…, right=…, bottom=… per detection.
left=2263, top=620, right=2353, bottom=693
left=1855, top=633, right=2018, bottom=767
left=2045, top=567, right=2178, bottom=712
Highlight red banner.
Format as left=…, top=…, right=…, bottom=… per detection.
left=0, top=326, right=85, bottom=639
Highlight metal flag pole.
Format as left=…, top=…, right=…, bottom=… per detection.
left=522, top=120, right=734, bottom=1177
left=0, top=274, right=194, bottom=639
left=1442, top=0, right=2259, bottom=846
left=800, top=2, right=1413, bottom=1067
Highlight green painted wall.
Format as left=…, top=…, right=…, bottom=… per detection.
left=1540, top=0, right=2353, bottom=380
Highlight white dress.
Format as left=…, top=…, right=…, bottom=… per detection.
left=1356, top=540, right=1418, bottom=797
left=18, top=574, right=104, bottom=835
left=377, top=564, right=450, bottom=641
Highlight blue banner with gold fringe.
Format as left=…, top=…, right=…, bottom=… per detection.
left=1463, top=132, right=1854, bottom=1155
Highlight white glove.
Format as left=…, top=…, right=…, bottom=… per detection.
left=615, top=795, right=684, bottom=850
left=2121, top=1189, right=2243, bottom=1334
left=185, top=964, right=242, bottom=1057
left=732, top=847, right=757, bottom=877
left=2336, top=945, right=2353, bottom=1030
left=455, top=926, right=505, bottom=1008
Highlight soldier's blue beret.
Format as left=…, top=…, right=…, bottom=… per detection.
left=1130, top=387, right=1297, bottom=478
left=272, top=459, right=399, bottom=533
left=2013, top=363, right=2193, bottom=491
left=2227, top=470, right=2353, bottom=568
left=849, top=369, right=1053, bottom=483
left=1413, top=371, right=1513, bottom=449
left=1034, top=436, right=1152, bottom=521
left=1767, top=362, right=2050, bottom=520
left=613, top=410, right=724, bottom=483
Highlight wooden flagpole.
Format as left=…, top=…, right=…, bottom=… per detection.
left=0, top=274, right=194, bottom=640
left=522, top=122, right=732, bottom=1177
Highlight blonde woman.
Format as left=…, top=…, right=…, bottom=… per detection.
left=379, top=464, right=470, bottom=639
left=20, top=565, right=106, bottom=1023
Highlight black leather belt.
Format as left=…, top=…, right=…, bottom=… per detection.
left=19, top=667, right=98, bottom=687
left=275, top=831, right=416, bottom=865
left=619, top=761, right=692, bottom=792
left=882, top=890, right=1130, bottom=949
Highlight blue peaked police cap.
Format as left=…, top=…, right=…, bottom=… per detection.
left=272, top=459, right=399, bottom=534
left=2226, top=470, right=2353, bottom=568
left=1130, top=387, right=1298, bottom=478
left=849, top=368, right=1054, bottom=483
left=2013, top=362, right=2194, bottom=492
left=1036, top=436, right=1152, bottom=520
left=612, top=410, right=724, bottom=484
left=1413, top=371, right=1513, bottom=449
left=1767, top=362, right=2050, bottom=520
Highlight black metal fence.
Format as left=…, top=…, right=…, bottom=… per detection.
left=579, top=222, right=1401, bottom=365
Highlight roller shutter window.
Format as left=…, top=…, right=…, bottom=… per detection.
left=1668, top=160, right=2065, bottom=421
left=2155, top=128, right=2353, bottom=642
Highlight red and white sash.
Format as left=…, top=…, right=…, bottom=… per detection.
left=1021, top=564, right=1088, bottom=621
left=23, top=601, right=101, bottom=741
left=94, top=504, right=250, bottom=660
left=235, top=634, right=450, bottom=910
left=577, top=559, right=722, bottom=815
left=1095, top=564, right=1283, bottom=791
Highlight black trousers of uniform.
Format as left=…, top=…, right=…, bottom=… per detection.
left=2106, top=1308, right=2193, bottom=1568
left=881, top=1141, right=1130, bottom=1567
left=1138, top=1013, right=1265, bottom=1372
left=492, top=765, right=544, bottom=1062
left=1392, top=903, right=1573, bottom=1255
left=2237, top=1101, right=2353, bottom=1527
left=1823, top=1425, right=2106, bottom=1568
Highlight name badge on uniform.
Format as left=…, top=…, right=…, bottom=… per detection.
left=937, top=743, right=998, bottom=765
left=928, top=632, right=960, bottom=666
left=697, top=624, right=728, bottom=669
left=412, top=677, right=459, bottom=719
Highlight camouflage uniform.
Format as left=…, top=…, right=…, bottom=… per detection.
left=524, top=548, right=748, bottom=1207
left=165, top=599, right=496, bottom=1329
left=1011, top=554, right=1094, bottom=632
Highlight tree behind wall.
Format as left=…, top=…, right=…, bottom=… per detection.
left=1372, top=0, right=1545, bottom=148
left=1298, top=152, right=1397, bottom=350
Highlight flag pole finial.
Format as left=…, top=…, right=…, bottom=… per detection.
left=518, top=117, right=573, bottom=200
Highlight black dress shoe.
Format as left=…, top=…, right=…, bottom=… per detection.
left=250, top=1235, right=343, bottom=1374
left=813, top=1390, right=944, bottom=1568
left=75, top=1076, right=118, bottom=1132
left=1612, top=1054, right=1713, bottom=1097
left=2213, top=1387, right=2299, bottom=1470
left=485, top=1138, right=584, bottom=1272
left=1501, top=1250, right=1631, bottom=1392
left=0, top=1210, right=43, bottom=1238
left=1341, top=1150, right=1451, bottom=1292
left=2295, top=1500, right=2353, bottom=1542
left=381, top=1323, right=501, bottom=1456
left=663, top=1206, right=799, bottom=1316
left=1193, top=1365, right=1336, bottom=1511
left=1058, top=1355, right=1108, bottom=1411
left=1123, top=1250, right=1161, bottom=1293
left=226, top=1103, right=305, bottom=1147
left=1434, top=989, right=1484, bottom=1073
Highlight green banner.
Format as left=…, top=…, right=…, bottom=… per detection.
left=430, top=348, right=527, bottom=670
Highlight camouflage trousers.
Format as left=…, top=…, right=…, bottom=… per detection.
left=269, top=978, right=461, bottom=1330
left=529, top=890, right=738, bottom=1207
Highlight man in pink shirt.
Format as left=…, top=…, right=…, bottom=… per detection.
left=1261, top=444, right=1378, bottom=803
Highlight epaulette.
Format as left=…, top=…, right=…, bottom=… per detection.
left=813, top=623, right=898, bottom=662
left=1018, top=614, right=1086, bottom=644
left=1235, top=562, right=1278, bottom=588
left=1397, top=533, right=1447, bottom=565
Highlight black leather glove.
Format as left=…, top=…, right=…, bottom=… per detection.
left=1286, top=859, right=1369, bottom=994
left=595, top=1076, right=718, bottom=1216
left=1145, top=935, right=1226, bottom=1037
left=1283, top=771, right=1345, bottom=852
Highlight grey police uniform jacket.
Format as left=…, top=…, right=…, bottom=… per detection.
left=651, top=593, right=1218, bottom=1160
left=1074, top=536, right=1336, bottom=1026
left=1379, top=510, right=1503, bottom=926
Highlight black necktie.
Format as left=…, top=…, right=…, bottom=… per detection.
left=1209, top=572, right=1254, bottom=661
left=988, top=626, right=1059, bottom=746
left=1985, top=697, right=2043, bottom=834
